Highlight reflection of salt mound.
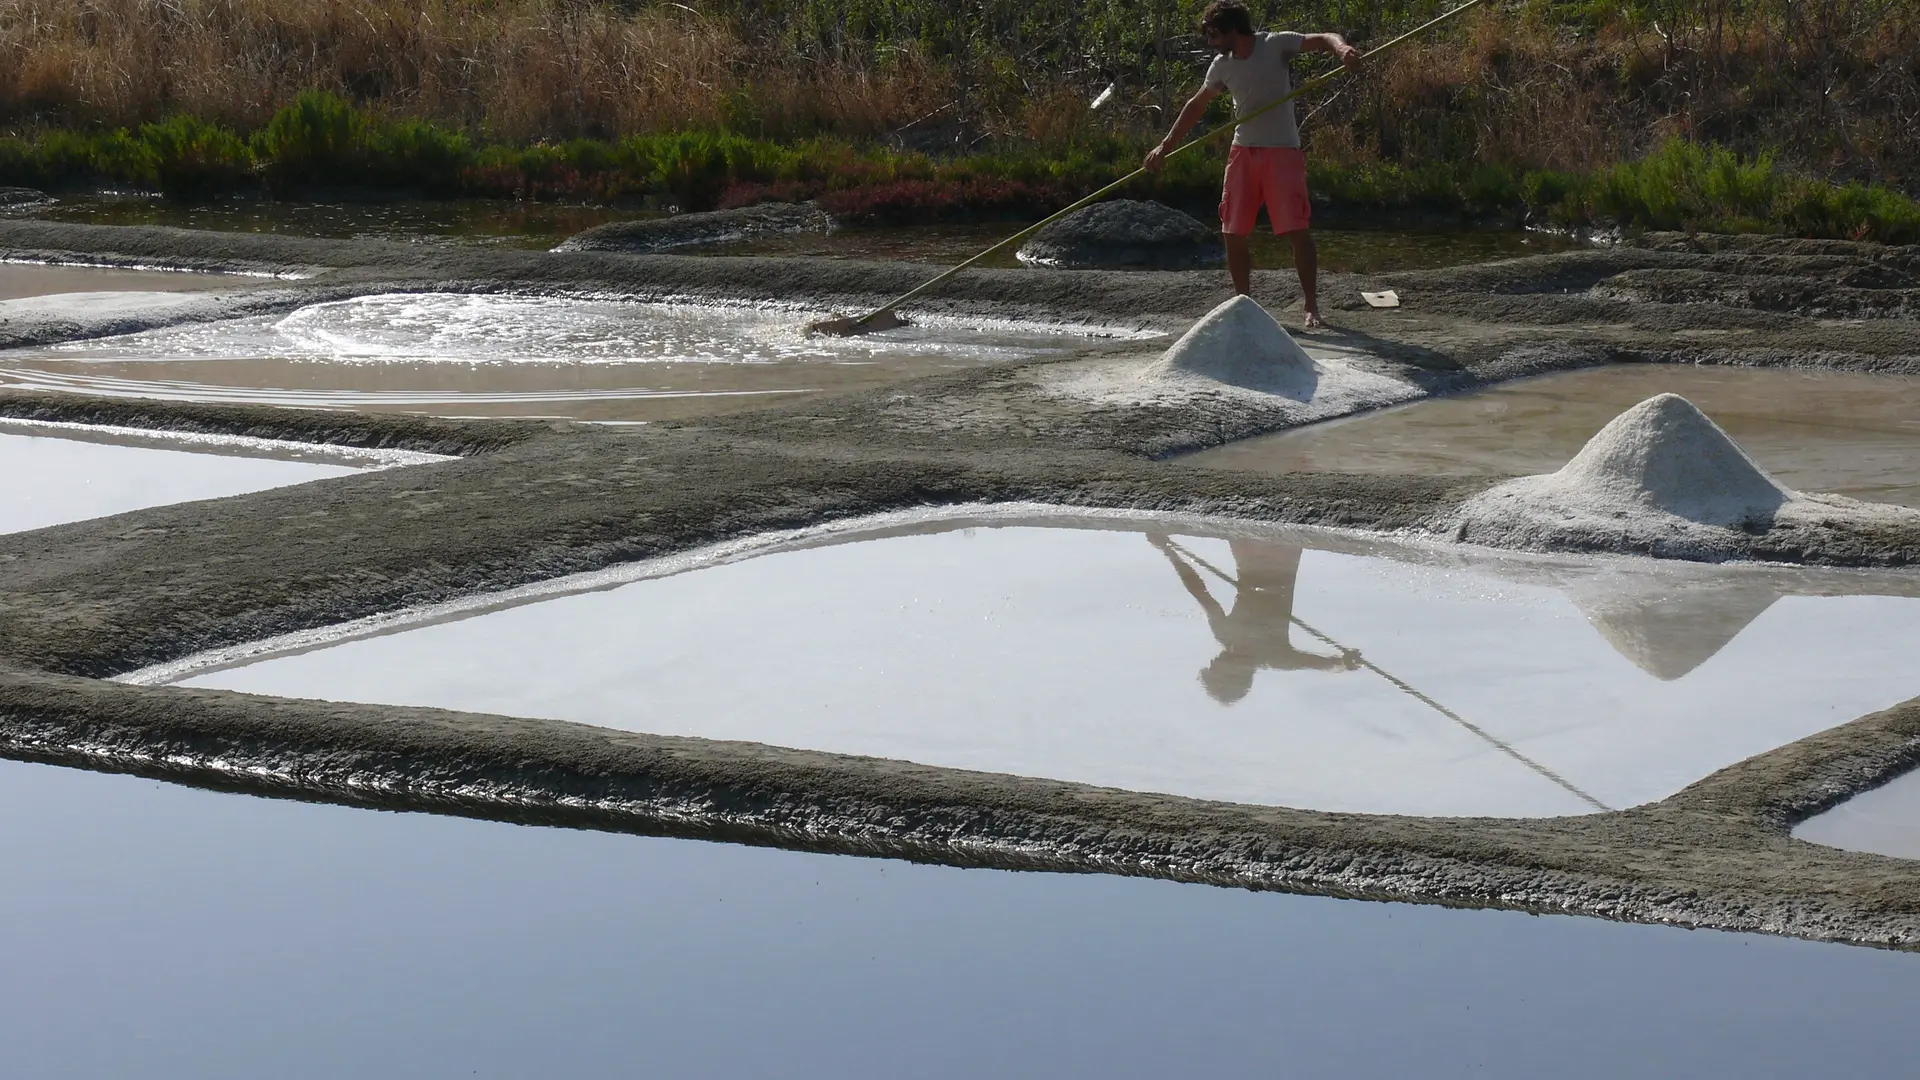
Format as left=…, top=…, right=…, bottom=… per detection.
left=1445, top=393, right=1920, bottom=560
left=1142, top=295, right=1319, bottom=399
left=1565, top=576, right=1779, bottom=680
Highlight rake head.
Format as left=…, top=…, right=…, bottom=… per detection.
left=805, top=308, right=908, bottom=337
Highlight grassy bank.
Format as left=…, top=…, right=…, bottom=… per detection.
left=1, top=0, right=1914, bottom=195
left=3, top=94, right=1918, bottom=243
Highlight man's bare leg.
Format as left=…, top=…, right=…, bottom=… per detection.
left=1224, top=232, right=1252, bottom=296
left=1287, top=229, right=1321, bottom=328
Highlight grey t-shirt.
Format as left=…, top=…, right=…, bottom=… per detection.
left=1203, top=31, right=1306, bottom=148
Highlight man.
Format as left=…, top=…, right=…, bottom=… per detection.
left=1143, top=1, right=1360, bottom=327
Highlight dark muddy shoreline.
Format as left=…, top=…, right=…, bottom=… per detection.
left=5, top=219, right=1920, bottom=949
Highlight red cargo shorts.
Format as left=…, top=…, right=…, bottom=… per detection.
left=1220, top=145, right=1311, bottom=236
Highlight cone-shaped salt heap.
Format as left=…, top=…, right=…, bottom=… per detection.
left=1444, top=392, right=1920, bottom=561
left=1444, top=393, right=1815, bottom=558
left=1545, top=393, right=1787, bottom=526
left=1143, top=295, right=1319, bottom=398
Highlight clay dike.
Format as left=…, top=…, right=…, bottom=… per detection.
left=4, top=218, right=1920, bottom=949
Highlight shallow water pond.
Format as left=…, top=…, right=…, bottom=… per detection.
left=0, top=260, right=261, bottom=301
left=149, top=510, right=1920, bottom=818
left=0, top=292, right=1153, bottom=421
left=7, top=756, right=1920, bottom=1079
left=15, top=194, right=634, bottom=248
left=1184, top=365, right=1920, bottom=507
left=14, top=194, right=1581, bottom=272
left=1796, top=768, right=1920, bottom=860
left=675, top=221, right=1585, bottom=272
left=0, top=420, right=417, bottom=534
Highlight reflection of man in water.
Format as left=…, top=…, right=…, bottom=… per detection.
left=1150, top=534, right=1361, bottom=704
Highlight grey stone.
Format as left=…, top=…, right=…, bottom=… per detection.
left=1017, top=199, right=1223, bottom=270
left=0, top=187, right=49, bottom=208
left=554, top=201, right=832, bottom=254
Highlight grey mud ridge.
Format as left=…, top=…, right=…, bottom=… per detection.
left=5, top=219, right=1920, bottom=949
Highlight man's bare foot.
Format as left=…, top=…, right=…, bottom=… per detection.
left=1303, top=311, right=1325, bottom=330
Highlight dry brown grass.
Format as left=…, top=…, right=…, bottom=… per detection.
left=1310, top=0, right=1920, bottom=190
left=0, top=0, right=952, bottom=141
left=0, top=0, right=1914, bottom=190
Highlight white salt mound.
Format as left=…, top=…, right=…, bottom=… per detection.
left=1535, top=393, right=1786, bottom=526
left=1142, top=294, right=1319, bottom=398
left=1445, top=392, right=1920, bottom=558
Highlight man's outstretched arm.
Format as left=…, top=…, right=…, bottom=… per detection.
left=1300, top=32, right=1362, bottom=69
left=1142, top=85, right=1222, bottom=172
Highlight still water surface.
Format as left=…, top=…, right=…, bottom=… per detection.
left=1185, top=365, right=1920, bottom=508
left=0, top=427, right=365, bottom=534
left=5, top=756, right=1920, bottom=1079
left=158, top=511, right=1920, bottom=817
left=14, top=194, right=1579, bottom=271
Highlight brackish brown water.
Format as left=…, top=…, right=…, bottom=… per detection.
left=17, top=195, right=635, bottom=248
left=0, top=261, right=258, bottom=300
left=1797, top=766, right=1920, bottom=860
left=681, top=221, right=1584, bottom=271
left=1183, top=366, right=1920, bottom=509
left=13, top=195, right=1582, bottom=271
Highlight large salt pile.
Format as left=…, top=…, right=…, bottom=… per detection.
left=1445, top=393, right=1920, bottom=560
left=1526, top=393, right=1786, bottom=525
left=1039, top=293, right=1421, bottom=432
left=1141, top=295, right=1320, bottom=398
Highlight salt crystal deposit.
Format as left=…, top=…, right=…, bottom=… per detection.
left=1445, top=393, right=1920, bottom=560
left=1037, top=294, right=1422, bottom=432
left=1142, top=294, right=1321, bottom=398
left=1535, top=394, right=1785, bottom=526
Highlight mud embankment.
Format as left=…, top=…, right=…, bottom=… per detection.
left=2, top=220, right=1920, bottom=948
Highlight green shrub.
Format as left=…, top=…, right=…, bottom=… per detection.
left=4, top=110, right=1918, bottom=247
left=139, top=115, right=252, bottom=195
left=365, top=120, right=472, bottom=192
left=252, top=91, right=367, bottom=186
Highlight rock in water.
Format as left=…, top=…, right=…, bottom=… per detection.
left=1017, top=199, right=1222, bottom=270
left=554, top=202, right=832, bottom=253
left=0, top=187, right=48, bottom=207
left=1142, top=295, right=1319, bottom=398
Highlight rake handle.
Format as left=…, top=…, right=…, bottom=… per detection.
left=839, top=0, right=1489, bottom=328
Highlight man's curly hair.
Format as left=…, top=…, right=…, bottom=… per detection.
left=1200, top=1, right=1254, bottom=37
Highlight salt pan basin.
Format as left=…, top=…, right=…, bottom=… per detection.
left=157, top=510, right=1920, bottom=817
left=1186, top=365, right=1920, bottom=508
left=1796, top=768, right=1920, bottom=861
left=0, top=260, right=258, bottom=301
left=0, top=292, right=1156, bottom=421
left=13, top=757, right=1920, bottom=1078
left=0, top=421, right=390, bottom=534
